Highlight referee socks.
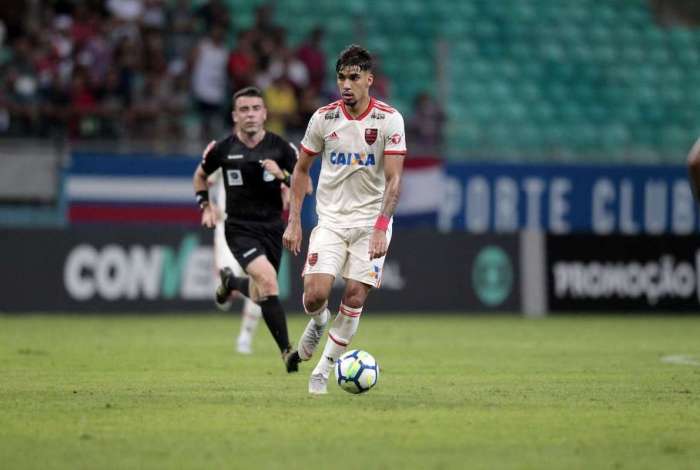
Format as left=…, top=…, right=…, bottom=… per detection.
left=257, top=296, right=292, bottom=353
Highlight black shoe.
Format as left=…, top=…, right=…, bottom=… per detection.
left=215, top=267, right=234, bottom=307
left=282, top=348, right=301, bottom=373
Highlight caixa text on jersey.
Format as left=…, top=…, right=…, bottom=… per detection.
left=329, top=151, right=376, bottom=166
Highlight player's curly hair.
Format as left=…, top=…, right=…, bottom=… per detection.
left=335, top=45, right=373, bottom=73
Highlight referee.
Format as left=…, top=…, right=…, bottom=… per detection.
left=192, top=86, right=301, bottom=373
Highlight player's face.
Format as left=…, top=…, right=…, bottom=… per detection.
left=337, top=66, right=373, bottom=108
left=232, top=96, right=267, bottom=134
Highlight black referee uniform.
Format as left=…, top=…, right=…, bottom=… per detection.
left=201, top=131, right=297, bottom=272
left=200, top=130, right=298, bottom=367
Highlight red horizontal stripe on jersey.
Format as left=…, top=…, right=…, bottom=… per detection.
left=300, top=144, right=320, bottom=156
left=328, top=332, right=348, bottom=346
left=374, top=101, right=396, bottom=113
left=70, top=204, right=200, bottom=224
left=384, top=150, right=407, bottom=156
left=318, top=100, right=341, bottom=112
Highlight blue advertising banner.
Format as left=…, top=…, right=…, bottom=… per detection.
left=67, top=154, right=698, bottom=235
left=438, top=163, right=698, bottom=235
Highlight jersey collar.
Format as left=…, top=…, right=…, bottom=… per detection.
left=340, top=96, right=375, bottom=121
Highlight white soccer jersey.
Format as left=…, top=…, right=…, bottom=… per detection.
left=300, top=97, right=407, bottom=228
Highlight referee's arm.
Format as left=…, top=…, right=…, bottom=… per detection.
left=193, top=140, right=218, bottom=228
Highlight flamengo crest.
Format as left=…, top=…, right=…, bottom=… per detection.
left=308, top=253, right=318, bottom=266
left=365, top=128, right=378, bottom=145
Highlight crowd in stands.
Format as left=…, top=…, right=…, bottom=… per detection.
left=0, top=1, right=327, bottom=144
left=0, top=0, right=444, bottom=157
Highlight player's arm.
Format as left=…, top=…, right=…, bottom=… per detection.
left=688, top=136, right=700, bottom=202
left=193, top=140, right=218, bottom=228
left=282, top=149, right=316, bottom=255
left=369, top=154, right=405, bottom=260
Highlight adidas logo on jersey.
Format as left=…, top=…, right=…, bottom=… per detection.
left=329, top=151, right=376, bottom=166
left=327, top=132, right=339, bottom=141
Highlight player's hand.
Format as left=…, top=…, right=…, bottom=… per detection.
left=200, top=204, right=217, bottom=228
left=283, top=219, right=302, bottom=255
left=369, top=229, right=388, bottom=260
left=260, top=159, right=284, bottom=179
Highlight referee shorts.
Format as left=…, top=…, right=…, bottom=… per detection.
left=224, top=218, right=285, bottom=273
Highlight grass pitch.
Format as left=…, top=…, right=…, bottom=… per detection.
left=1, top=313, right=699, bottom=470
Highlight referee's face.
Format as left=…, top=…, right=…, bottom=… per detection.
left=232, top=96, right=267, bottom=135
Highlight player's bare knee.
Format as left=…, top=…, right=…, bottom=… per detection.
left=342, top=289, right=367, bottom=309
left=251, top=273, right=278, bottom=297
left=303, top=287, right=327, bottom=313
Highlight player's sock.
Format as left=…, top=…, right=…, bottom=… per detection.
left=226, top=275, right=250, bottom=298
left=311, top=303, right=362, bottom=377
left=298, top=299, right=330, bottom=361
left=236, top=298, right=261, bottom=354
left=257, top=295, right=292, bottom=353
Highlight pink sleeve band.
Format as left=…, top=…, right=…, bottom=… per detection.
left=374, top=214, right=390, bottom=231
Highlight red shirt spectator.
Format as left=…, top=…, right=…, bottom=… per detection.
left=296, top=27, right=325, bottom=91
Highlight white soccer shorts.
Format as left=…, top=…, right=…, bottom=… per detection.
left=302, top=223, right=393, bottom=288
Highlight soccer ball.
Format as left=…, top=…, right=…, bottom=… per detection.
left=335, top=349, right=379, bottom=394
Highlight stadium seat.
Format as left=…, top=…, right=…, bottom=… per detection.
left=226, top=0, right=700, bottom=162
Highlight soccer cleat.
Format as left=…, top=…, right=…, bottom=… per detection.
left=282, top=348, right=301, bottom=373
left=297, top=318, right=327, bottom=361
left=308, top=372, right=329, bottom=395
left=215, top=267, right=234, bottom=307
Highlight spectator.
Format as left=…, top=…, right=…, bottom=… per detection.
left=3, top=35, right=41, bottom=134
left=190, top=24, right=229, bottom=139
left=407, top=92, right=445, bottom=158
left=128, top=71, right=167, bottom=140
left=164, top=70, right=190, bottom=137
left=263, top=75, right=297, bottom=137
left=96, top=67, right=126, bottom=137
left=141, top=0, right=167, bottom=30
left=195, top=0, right=230, bottom=31
left=257, top=47, right=309, bottom=92
left=166, top=0, right=196, bottom=64
left=69, top=67, right=98, bottom=137
left=369, top=54, right=391, bottom=101
left=296, top=27, right=325, bottom=92
left=142, top=30, right=167, bottom=74
left=292, top=86, right=321, bottom=136
left=227, top=30, right=257, bottom=90
left=106, top=0, right=143, bottom=23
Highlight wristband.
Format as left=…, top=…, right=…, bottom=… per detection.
left=195, top=190, right=209, bottom=209
left=374, top=214, right=390, bottom=232
left=281, top=170, right=291, bottom=187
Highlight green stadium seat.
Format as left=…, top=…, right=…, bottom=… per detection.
left=224, top=0, right=700, bottom=162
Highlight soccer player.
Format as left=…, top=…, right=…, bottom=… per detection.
left=193, top=86, right=300, bottom=372
left=283, top=45, right=407, bottom=394
left=208, top=168, right=262, bottom=354
left=687, top=136, right=700, bottom=202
